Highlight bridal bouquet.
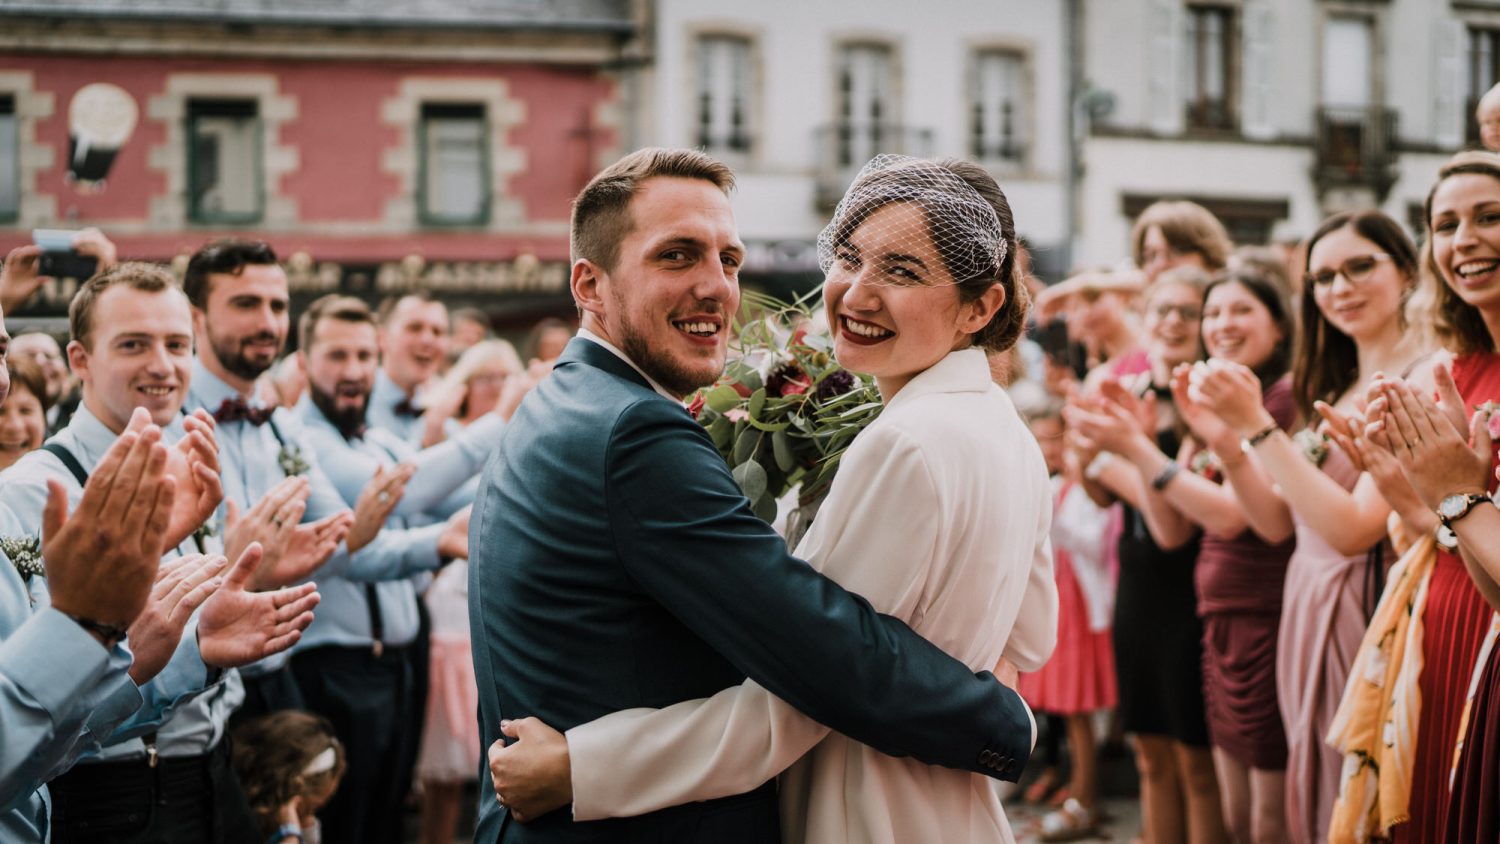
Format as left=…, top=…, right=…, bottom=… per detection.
left=688, top=289, right=881, bottom=524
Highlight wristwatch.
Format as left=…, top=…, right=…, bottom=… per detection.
left=1436, top=491, right=1492, bottom=530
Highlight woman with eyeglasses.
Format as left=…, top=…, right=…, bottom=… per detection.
left=1065, top=266, right=1227, bottom=844
left=1185, top=211, right=1432, bottom=843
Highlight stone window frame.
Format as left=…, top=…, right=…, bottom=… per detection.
left=685, top=24, right=763, bottom=168
left=381, top=78, right=526, bottom=232
left=0, top=71, right=56, bottom=227
left=965, top=40, right=1036, bottom=175
left=147, top=73, right=297, bottom=230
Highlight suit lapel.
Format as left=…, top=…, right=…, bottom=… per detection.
left=557, top=336, right=656, bottom=393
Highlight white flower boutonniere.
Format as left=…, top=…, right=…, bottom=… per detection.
left=278, top=444, right=310, bottom=477
left=1, top=535, right=44, bottom=583
left=1294, top=429, right=1331, bottom=468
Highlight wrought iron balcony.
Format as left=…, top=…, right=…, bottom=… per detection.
left=1313, top=106, right=1399, bottom=201
left=814, top=122, right=934, bottom=210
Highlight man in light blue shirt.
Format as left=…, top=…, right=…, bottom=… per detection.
left=0, top=263, right=321, bottom=842
left=288, top=294, right=477, bottom=844
left=180, top=240, right=457, bottom=725
left=368, top=292, right=451, bottom=446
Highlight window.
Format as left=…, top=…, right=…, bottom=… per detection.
left=970, top=50, right=1027, bottom=165
left=1323, top=16, right=1373, bottom=108
left=1468, top=27, right=1500, bottom=144
left=835, top=44, right=896, bottom=167
left=0, top=96, right=16, bottom=221
left=420, top=103, right=488, bottom=226
left=1185, top=5, right=1236, bottom=130
left=187, top=99, right=261, bottom=223
left=696, top=36, right=752, bottom=155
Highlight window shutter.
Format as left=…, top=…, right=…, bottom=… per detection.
left=1241, top=0, right=1274, bottom=139
left=1148, top=0, right=1185, bottom=134
left=1434, top=18, right=1465, bottom=150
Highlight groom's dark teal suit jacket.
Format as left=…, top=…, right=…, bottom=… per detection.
left=469, top=338, right=1035, bottom=843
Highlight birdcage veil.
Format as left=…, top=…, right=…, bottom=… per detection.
left=815, top=153, right=1008, bottom=287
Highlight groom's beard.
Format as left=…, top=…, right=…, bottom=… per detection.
left=612, top=294, right=726, bottom=398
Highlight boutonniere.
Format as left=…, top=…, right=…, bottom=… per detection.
left=1, top=535, right=44, bottom=583
left=278, top=443, right=310, bottom=477
left=192, top=518, right=219, bottom=546
left=1188, top=448, right=1223, bottom=483
left=1294, top=429, right=1331, bottom=468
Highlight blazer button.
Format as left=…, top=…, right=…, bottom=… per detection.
left=978, top=750, right=994, bottom=765
left=1003, top=759, right=1018, bottom=774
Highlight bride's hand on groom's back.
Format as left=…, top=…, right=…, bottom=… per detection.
left=489, top=717, right=573, bottom=821
left=991, top=655, right=1020, bottom=691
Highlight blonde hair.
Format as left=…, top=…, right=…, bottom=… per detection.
left=435, top=339, right=523, bottom=416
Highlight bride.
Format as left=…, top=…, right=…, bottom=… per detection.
left=490, top=155, right=1058, bottom=843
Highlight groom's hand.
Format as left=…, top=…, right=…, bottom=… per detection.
left=489, top=717, right=572, bottom=821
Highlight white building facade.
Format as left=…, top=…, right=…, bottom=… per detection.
left=1075, top=0, right=1487, bottom=266
left=635, top=0, right=1074, bottom=285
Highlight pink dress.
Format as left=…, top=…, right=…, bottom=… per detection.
left=1021, top=480, right=1118, bottom=715
left=416, top=560, right=482, bottom=783
left=1276, top=444, right=1379, bottom=844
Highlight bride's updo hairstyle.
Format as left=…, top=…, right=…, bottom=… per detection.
left=817, top=154, right=1030, bottom=353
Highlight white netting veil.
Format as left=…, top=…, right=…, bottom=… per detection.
left=815, top=153, right=1009, bottom=287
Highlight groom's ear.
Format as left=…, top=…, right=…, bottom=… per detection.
left=570, top=259, right=608, bottom=321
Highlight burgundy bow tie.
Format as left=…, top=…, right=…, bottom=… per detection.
left=214, top=397, right=274, bottom=426
left=393, top=398, right=421, bottom=418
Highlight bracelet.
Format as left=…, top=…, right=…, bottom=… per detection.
left=268, top=824, right=303, bottom=844
left=62, top=613, right=128, bottom=646
left=1244, top=423, right=1281, bottom=448
left=1084, top=452, right=1115, bottom=481
left=1151, top=460, right=1182, bottom=491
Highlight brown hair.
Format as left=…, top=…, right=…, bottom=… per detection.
left=68, top=262, right=185, bottom=351
left=4, top=354, right=52, bottom=414
left=570, top=147, right=736, bottom=273
left=829, top=157, right=1030, bottom=353
left=376, top=289, right=442, bottom=327
left=182, top=239, right=278, bottom=310
left=1202, top=268, right=1295, bottom=386
left=231, top=711, right=346, bottom=837
left=1418, top=150, right=1500, bottom=355
left=1292, top=210, right=1418, bottom=420
left=1131, top=200, right=1233, bottom=271
left=298, top=294, right=377, bottom=353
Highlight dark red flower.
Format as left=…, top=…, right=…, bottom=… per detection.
left=767, top=363, right=811, bottom=397
left=686, top=394, right=706, bottom=419
left=730, top=381, right=753, bottom=398
left=780, top=379, right=810, bottom=396
left=815, top=369, right=856, bottom=400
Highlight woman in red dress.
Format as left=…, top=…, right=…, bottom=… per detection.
left=1362, top=151, right=1500, bottom=843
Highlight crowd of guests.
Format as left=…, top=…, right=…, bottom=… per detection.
left=1001, top=151, right=1500, bottom=844
left=0, top=234, right=566, bottom=844
left=4, top=147, right=1500, bottom=844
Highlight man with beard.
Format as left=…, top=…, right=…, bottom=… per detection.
left=0, top=263, right=323, bottom=842
left=287, top=294, right=487, bottom=844
left=370, top=291, right=451, bottom=446
left=180, top=239, right=457, bottom=724
left=468, top=148, right=1037, bottom=842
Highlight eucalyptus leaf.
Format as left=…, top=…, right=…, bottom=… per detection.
left=708, top=417, right=733, bottom=449
left=751, top=491, right=778, bottom=523
left=733, top=460, right=769, bottom=502
left=704, top=385, right=743, bottom=413
left=748, top=388, right=767, bottom=420
left=732, top=428, right=762, bottom=465
left=772, top=430, right=796, bottom=473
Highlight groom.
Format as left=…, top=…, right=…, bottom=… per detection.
left=468, top=148, right=1040, bottom=842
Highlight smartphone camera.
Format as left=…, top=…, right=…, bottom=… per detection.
left=32, top=229, right=99, bottom=280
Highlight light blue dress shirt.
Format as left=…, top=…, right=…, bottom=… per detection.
left=183, top=360, right=446, bottom=672
left=0, top=500, right=193, bottom=842
left=289, top=399, right=497, bottom=650
left=367, top=368, right=427, bottom=447
left=0, top=405, right=243, bottom=764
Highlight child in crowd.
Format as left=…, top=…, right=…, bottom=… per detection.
left=232, top=712, right=347, bottom=844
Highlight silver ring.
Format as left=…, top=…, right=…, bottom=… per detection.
left=271, top=517, right=283, bottom=528
left=378, top=491, right=391, bottom=505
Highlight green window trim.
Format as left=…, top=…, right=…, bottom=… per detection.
left=186, top=98, right=265, bottom=226
left=417, top=102, right=491, bottom=228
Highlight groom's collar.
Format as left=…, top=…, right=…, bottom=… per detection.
left=573, top=328, right=680, bottom=402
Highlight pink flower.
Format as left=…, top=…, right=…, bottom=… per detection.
left=686, top=394, right=705, bottom=419
left=725, top=408, right=749, bottom=422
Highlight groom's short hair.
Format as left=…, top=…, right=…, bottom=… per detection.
left=570, top=148, right=735, bottom=274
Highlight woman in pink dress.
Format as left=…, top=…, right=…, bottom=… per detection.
left=1192, top=210, right=1431, bottom=843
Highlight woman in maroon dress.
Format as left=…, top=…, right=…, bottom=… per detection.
left=1078, top=269, right=1296, bottom=843
left=1364, top=151, right=1500, bottom=843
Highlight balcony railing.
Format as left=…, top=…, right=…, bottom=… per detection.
left=1314, top=106, right=1399, bottom=201
left=814, top=122, right=934, bottom=209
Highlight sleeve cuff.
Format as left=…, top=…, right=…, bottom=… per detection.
left=0, top=608, right=114, bottom=717
left=565, top=722, right=613, bottom=822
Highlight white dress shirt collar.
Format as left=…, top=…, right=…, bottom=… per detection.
left=576, top=327, right=681, bottom=402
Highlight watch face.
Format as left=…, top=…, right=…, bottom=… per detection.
left=1439, top=494, right=1472, bottom=520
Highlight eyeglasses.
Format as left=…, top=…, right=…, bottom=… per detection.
left=1150, top=303, right=1202, bottom=322
left=1304, top=254, right=1392, bottom=288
